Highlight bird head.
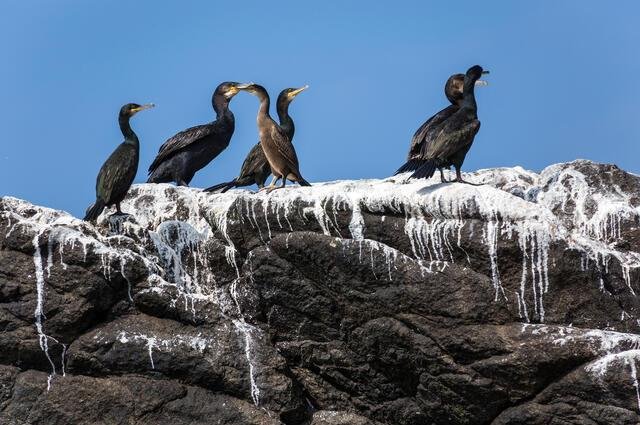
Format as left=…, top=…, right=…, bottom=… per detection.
left=217, top=82, right=253, bottom=100
left=466, top=65, right=489, bottom=82
left=284, top=85, right=309, bottom=100
left=120, top=103, right=155, bottom=117
left=236, top=83, right=269, bottom=98
left=277, top=85, right=308, bottom=108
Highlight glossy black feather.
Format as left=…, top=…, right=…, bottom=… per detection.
left=84, top=104, right=146, bottom=221
left=395, top=74, right=465, bottom=176
left=411, top=66, right=485, bottom=181
left=147, top=82, right=241, bottom=186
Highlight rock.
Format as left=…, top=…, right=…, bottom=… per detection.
left=0, top=160, right=639, bottom=424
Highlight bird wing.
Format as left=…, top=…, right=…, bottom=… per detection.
left=410, top=105, right=458, bottom=160
left=96, top=143, right=138, bottom=203
left=238, top=143, right=269, bottom=178
left=269, top=125, right=300, bottom=171
left=425, top=118, right=481, bottom=161
left=148, top=123, right=215, bottom=173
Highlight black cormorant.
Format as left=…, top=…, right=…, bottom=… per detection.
left=147, top=82, right=249, bottom=186
left=411, top=65, right=489, bottom=184
left=239, top=84, right=311, bottom=192
left=204, top=86, right=308, bottom=193
left=395, top=74, right=464, bottom=181
left=396, top=72, right=487, bottom=182
left=84, top=103, right=155, bottom=221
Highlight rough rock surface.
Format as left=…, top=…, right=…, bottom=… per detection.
left=1, top=160, right=639, bottom=424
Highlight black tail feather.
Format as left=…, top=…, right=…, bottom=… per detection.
left=297, top=178, right=311, bottom=187
left=395, top=159, right=424, bottom=175
left=84, top=199, right=106, bottom=222
left=204, top=179, right=237, bottom=193
left=411, top=160, right=438, bottom=179
left=146, top=174, right=160, bottom=184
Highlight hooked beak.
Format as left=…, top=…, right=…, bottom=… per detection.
left=224, top=83, right=253, bottom=97
left=289, top=85, right=309, bottom=98
left=230, top=82, right=255, bottom=95
left=234, top=82, right=254, bottom=94
left=131, top=103, right=155, bottom=114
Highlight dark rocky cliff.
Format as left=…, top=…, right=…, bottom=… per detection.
left=1, top=160, right=640, bottom=424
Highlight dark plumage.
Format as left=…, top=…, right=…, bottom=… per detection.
left=239, top=84, right=310, bottom=192
left=147, top=82, right=248, bottom=186
left=395, top=74, right=465, bottom=181
left=411, top=65, right=488, bottom=184
left=204, top=86, right=307, bottom=193
left=84, top=103, right=154, bottom=222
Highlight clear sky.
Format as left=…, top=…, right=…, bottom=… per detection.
left=1, top=1, right=638, bottom=217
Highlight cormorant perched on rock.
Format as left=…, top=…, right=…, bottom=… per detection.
left=411, top=65, right=489, bottom=184
left=396, top=73, right=487, bottom=182
left=147, top=82, right=249, bottom=186
left=239, top=84, right=311, bottom=192
left=204, top=86, right=308, bottom=193
left=84, top=103, right=155, bottom=222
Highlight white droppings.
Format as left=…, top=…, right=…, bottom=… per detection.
left=233, top=319, right=261, bottom=406
left=115, top=330, right=216, bottom=369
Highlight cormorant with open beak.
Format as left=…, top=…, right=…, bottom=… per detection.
left=238, top=83, right=311, bottom=192
left=204, top=86, right=308, bottom=193
left=84, top=103, right=155, bottom=221
left=147, top=82, right=250, bottom=186
left=411, top=65, right=489, bottom=184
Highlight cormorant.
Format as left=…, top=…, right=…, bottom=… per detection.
left=204, top=86, right=308, bottom=193
left=147, top=82, right=249, bottom=186
left=239, top=84, right=311, bottom=192
left=84, top=103, right=155, bottom=221
left=396, top=72, right=487, bottom=182
left=411, top=65, right=489, bottom=184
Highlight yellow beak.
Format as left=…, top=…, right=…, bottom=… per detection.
left=289, top=85, right=309, bottom=98
left=131, top=103, right=155, bottom=113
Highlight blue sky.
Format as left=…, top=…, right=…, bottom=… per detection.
left=1, top=1, right=638, bottom=217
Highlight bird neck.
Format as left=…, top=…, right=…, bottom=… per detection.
left=256, top=92, right=272, bottom=123
left=277, top=103, right=295, bottom=141
left=212, top=94, right=230, bottom=118
left=461, top=77, right=478, bottom=112
left=119, top=115, right=139, bottom=146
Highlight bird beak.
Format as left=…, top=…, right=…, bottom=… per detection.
left=224, top=83, right=251, bottom=97
left=235, top=83, right=253, bottom=91
left=289, top=85, right=309, bottom=98
left=476, top=71, right=489, bottom=86
left=131, top=103, right=155, bottom=114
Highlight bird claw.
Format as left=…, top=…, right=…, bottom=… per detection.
left=110, top=211, right=132, bottom=218
left=259, top=185, right=280, bottom=194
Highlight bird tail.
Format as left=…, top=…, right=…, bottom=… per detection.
left=84, top=199, right=106, bottom=222
left=204, top=179, right=237, bottom=193
left=297, top=178, right=311, bottom=187
left=146, top=172, right=161, bottom=184
left=411, top=160, right=438, bottom=179
left=395, top=159, right=424, bottom=175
